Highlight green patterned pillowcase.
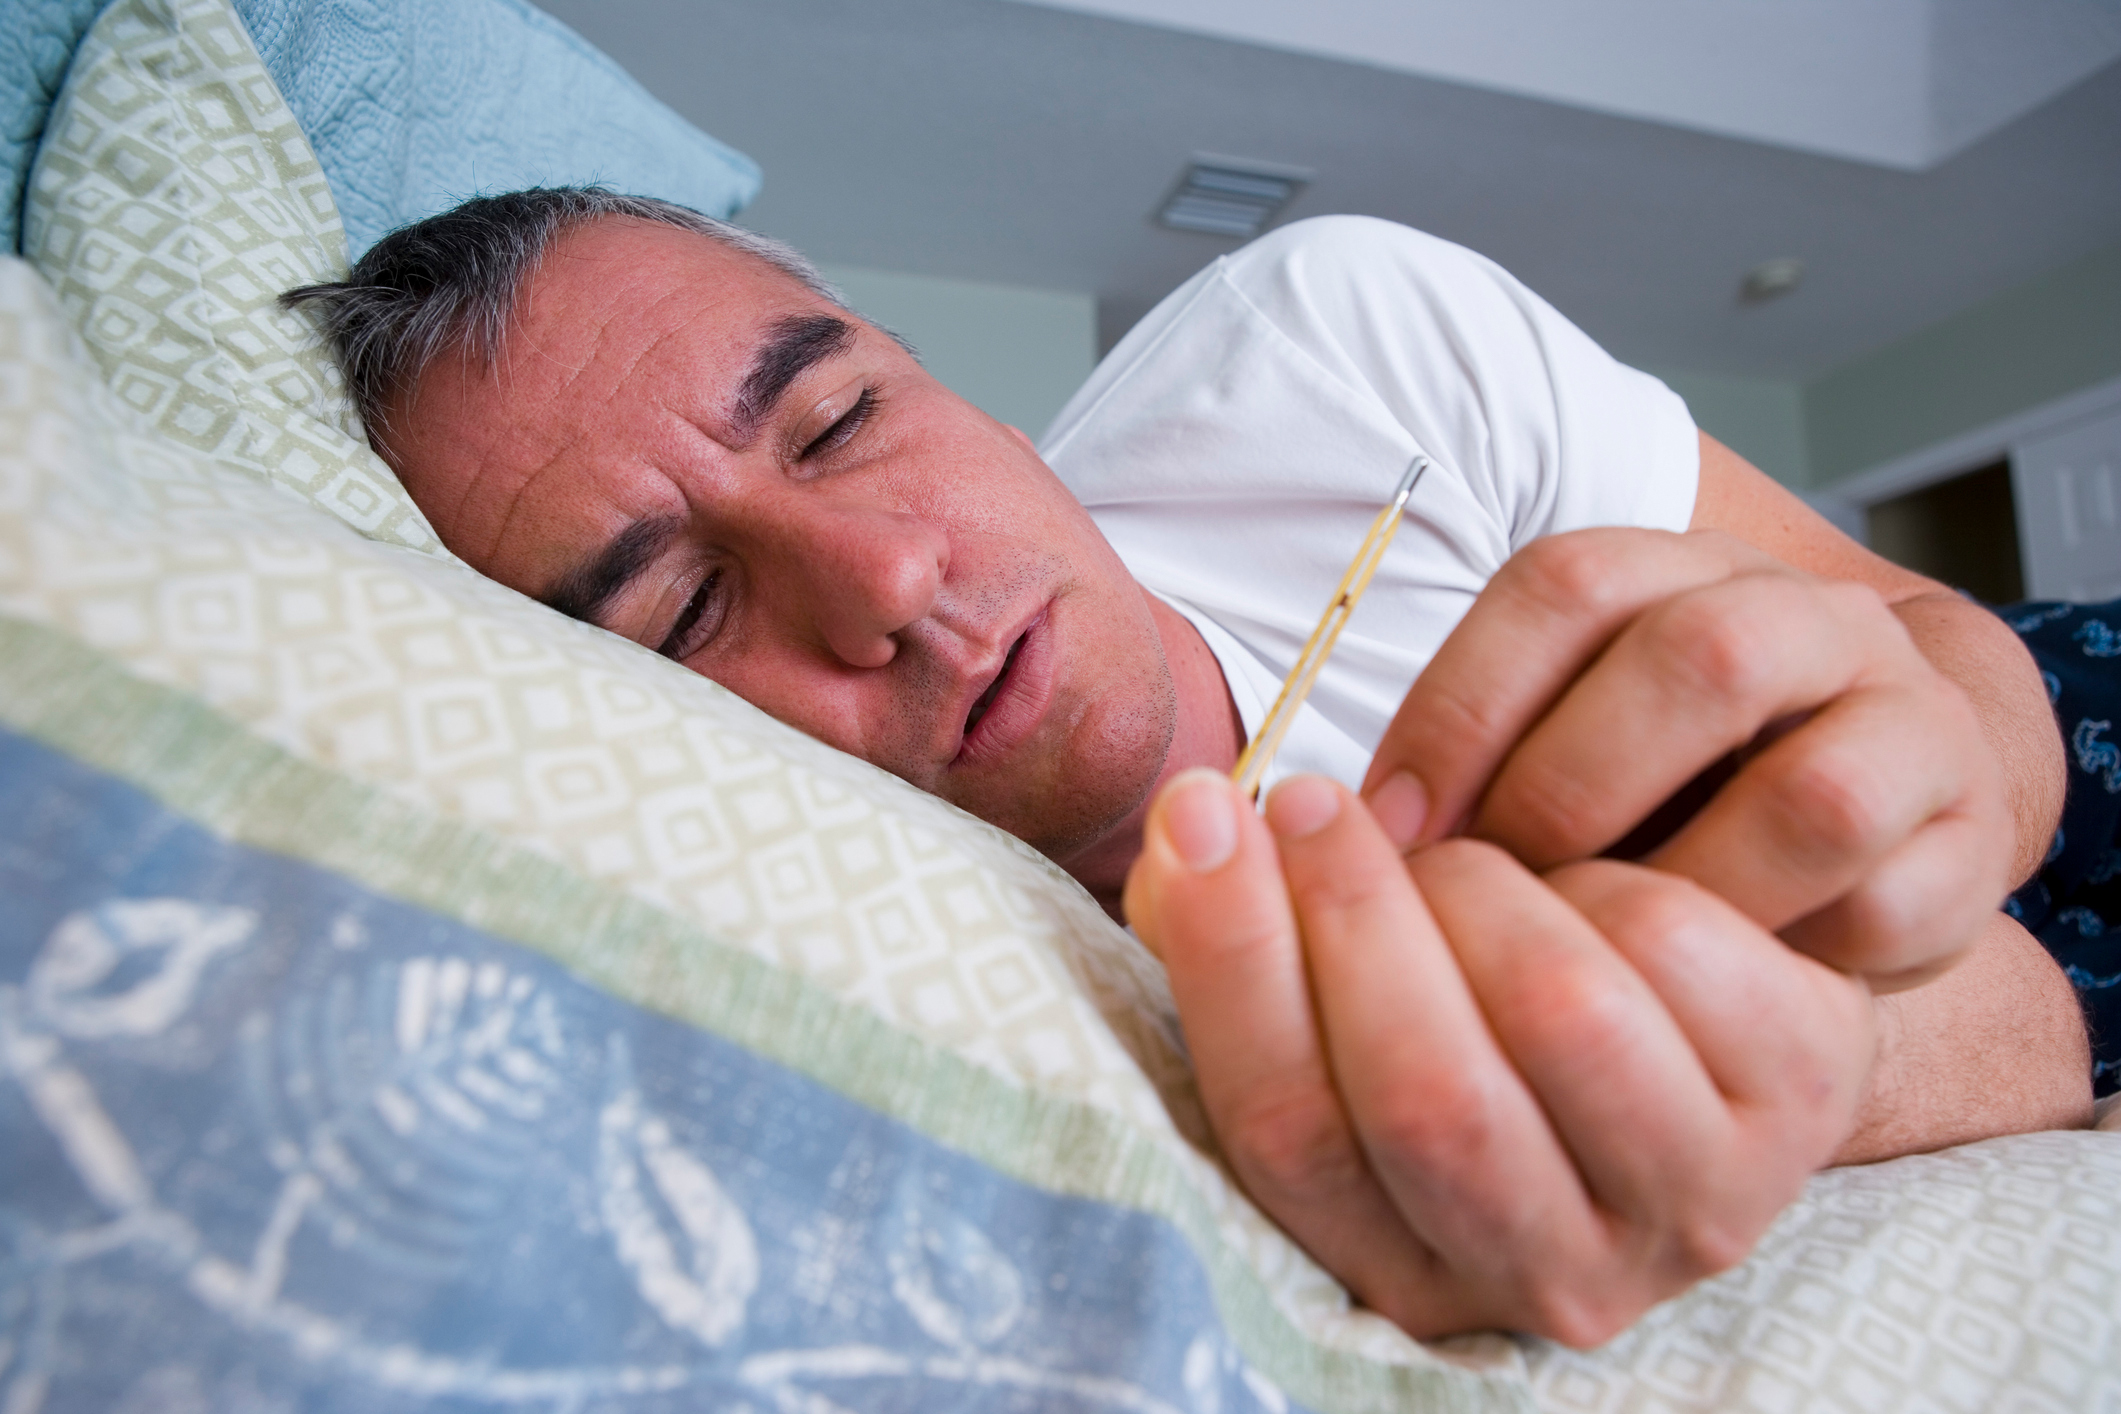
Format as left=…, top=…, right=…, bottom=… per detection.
left=22, top=0, right=438, bottom=552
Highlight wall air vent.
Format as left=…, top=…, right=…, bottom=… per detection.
left=1155, top=156, right=1311, bottom=239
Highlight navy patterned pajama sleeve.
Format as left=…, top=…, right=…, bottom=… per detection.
left=2001, top=598, right=2121, bottom=1098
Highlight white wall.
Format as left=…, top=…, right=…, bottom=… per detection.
left=1652, top=368, right=1809, bottom=486
left=820, top=264, right=1097, bottom=443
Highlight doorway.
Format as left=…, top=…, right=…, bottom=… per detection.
left=1865, top=459, right=2024, bottom=604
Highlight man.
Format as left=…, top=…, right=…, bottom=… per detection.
left=285, top=188, right=2091, bottom=1346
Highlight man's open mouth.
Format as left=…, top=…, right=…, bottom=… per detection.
left=966, top=632, right=1026, bottom=735
left=952, top=608, right=1056, bottom=770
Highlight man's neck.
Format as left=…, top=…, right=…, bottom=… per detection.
left=1063, top=591, right=1244, bottom=920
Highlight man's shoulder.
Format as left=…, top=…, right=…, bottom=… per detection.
left=1040, top=217, right=1489, bottom=461
left=1218, top=215, right=1504, bottom=309
left=1228, top=213, right=1466, bottom=271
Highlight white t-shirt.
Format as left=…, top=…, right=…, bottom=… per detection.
left=1038, top=216, right=1701, bottom=794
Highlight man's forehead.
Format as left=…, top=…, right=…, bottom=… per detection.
left=391, top=218, right=880, bottom=591
left=524, top=218, right=835, bottom=408
left=407, top=219, right=849, bottom=477
left=383, top=220, right=819, bottom=571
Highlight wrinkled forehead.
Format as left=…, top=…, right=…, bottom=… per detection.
left=450, top=218, right=827, bottom=432
left=386, top=226, right=831, bottom=515
left=382, top=219, right=841, bottom=556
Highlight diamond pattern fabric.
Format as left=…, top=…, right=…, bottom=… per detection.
left=1525, top=1131, right=2121, bottom=1413
left=22, top=0, right=438, bottom=551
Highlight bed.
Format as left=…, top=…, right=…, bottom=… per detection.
left=3, top=2, right=2118, bottom=1410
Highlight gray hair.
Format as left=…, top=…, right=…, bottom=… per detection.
left=281, top=187, right=847, bottom=443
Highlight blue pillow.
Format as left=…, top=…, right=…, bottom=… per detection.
left=6, top=0, right=763, bottom=258
left=2, top=0, right=112, bottom=255
left=234, top=0, right=762, bottom=257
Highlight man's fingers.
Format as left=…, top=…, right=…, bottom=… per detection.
left=1367, top=526, right=2006, bottom=990
left=1469, top=575, right=1892, bottom=868
left=1647, top=676, right=2003, bottom=963
left=1258, top=777, right=1612, bottom=1338
left=1401, top=842, right=1745, bottom=1264
left=1543, top=859, right=1874, bottom=1130
left=1122, top=771, right=1435, bottom=1304
left=1779, top=806, right=2008, bottom=988
left=1360, top=527, right=1777, bottom=849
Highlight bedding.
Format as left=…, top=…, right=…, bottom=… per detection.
left=226, top=0, right=761, bottom=258
left=2, top=1, right=2118, bottom=1411
left=5, top=0, right=760, bottom=258
left=2, top=0, right=109, bottom=254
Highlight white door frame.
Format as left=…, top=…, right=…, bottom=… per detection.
left=1810, top=373, right=2121, bottom=532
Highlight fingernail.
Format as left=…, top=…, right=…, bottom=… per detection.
left=1161, top=769, right=1238, bottom=873
left=1367, top=770, right=1428, bottom=851
left=1265, top=774, right=1342, bottom=840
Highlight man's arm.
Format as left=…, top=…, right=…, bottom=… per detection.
left=1836, top=909, right=2092, bottom=1165
left=1691, top=448, right=2094, bottom=1154
left=1123, top=440, right=2091, bottom=1343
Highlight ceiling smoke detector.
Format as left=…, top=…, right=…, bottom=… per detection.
left=1740, top=256, right=1806, bottom=305
left=1156, top=156, right=1311, bottom=239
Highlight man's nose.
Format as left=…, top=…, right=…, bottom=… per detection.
left=795, top=505, right=949, bottom=669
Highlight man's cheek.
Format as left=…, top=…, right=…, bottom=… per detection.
left=790, top=688, right=948, bottom=794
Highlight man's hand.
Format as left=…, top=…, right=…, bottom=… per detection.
left=1359, top=526, right=2013, bottom=990
left=1124, top=769, right=1875, bottom=1347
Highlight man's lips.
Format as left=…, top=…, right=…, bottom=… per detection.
left=965, top=635, right=1023, bottom=735
left=952, top=607, right=1054, bottom=768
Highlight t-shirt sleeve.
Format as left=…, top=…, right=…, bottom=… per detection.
left=1212, top=216, right=1700, bottom=546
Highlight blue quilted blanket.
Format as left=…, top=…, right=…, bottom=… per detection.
left=4, top=0, right=761, bottom=256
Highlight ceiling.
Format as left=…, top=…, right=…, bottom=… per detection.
left=1009, top=0, right=2121, bottom=170
left=534, top=0, right=2121, bottom=381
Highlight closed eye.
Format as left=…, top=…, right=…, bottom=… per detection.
left=658, top=569, right=722, bottom=659
left=802, top=388, right=876, bottom=459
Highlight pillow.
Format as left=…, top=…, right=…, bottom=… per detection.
left=229, top=0, right=762, bottom=257
left=1, top=0, right=111, bottom=256
left=1522, top=1129, right=2121, bottom=1412
left=22, top=0, right=441, bottom=551
left=5, top=0, right=762, bottom=261
left=7, top=4, right=2120, bottom=1412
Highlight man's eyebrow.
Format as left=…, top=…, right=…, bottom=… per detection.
left=731, top=313, right=856, bottom=442
left=538, top=315, right=854, bottom=629
left=541, top=513, right=684, bottom=628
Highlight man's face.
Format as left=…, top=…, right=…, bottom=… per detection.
left=383, top=217, right=1176, bottom=860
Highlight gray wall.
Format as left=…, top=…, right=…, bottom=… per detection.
left=1804, top=238, right=2121, bottom=485
left=1651, top=370, right=1810, bottom=486
left=1660, top=237, right=2121, bottom=491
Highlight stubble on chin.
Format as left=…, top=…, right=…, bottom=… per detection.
left=1000, top=641, right=1178, bottom=867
